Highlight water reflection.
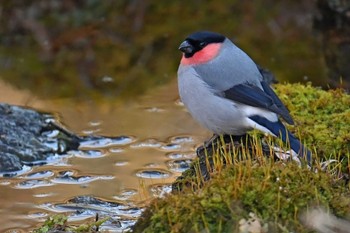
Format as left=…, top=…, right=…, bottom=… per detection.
left=0, top=79, right=208, bottom=232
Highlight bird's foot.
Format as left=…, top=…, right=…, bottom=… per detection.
left=196, top=134, right=220, bottom=156
left=196, top=134, right=246, bottom=156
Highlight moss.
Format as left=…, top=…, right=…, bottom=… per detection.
left=135, top=162, right=350, bottom=232
left=33, top=215, right=68, bottom=233
left=134, top=84, right=350, bottom=233
left=33, top=214, right=109, bottom=233
left=135, top=161, right=350, bottom=233
left=274, top=83, right=350, bottom=159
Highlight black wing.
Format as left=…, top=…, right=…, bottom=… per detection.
left=223, top=82, right=294, bottom=125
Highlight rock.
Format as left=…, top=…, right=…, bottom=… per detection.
left=0, top=103, right=80, bottom=175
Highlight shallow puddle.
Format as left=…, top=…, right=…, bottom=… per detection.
left=0, top=80, right=209, bottom=232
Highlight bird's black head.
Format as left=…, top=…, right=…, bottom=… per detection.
left=179, top=31, right=226, bottom=58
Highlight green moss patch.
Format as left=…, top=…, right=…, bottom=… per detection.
left=135, top=160, right=349, bottom=233
left=33, top=214, right=109, bottom=233
left=134, top=84, right=350, bottom=233
left=274, top=83, right=350, bottom=157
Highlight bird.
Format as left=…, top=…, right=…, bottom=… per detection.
left=177, top=31, right=312, bottom=165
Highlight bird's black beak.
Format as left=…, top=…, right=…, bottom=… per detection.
left=178, top=40, right=194, bottom=54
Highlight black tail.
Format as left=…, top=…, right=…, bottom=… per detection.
left=249, top=115, right=312, bottom=166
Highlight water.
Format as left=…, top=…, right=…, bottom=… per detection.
left=0, top=79, right=209, bottom=232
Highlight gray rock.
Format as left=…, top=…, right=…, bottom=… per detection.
left=0, top=103, right=80, bottom=175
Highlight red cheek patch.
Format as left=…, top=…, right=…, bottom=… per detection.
left=180, top=43, right=222, bottom=65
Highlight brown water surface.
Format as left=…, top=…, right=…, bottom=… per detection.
left=0, top=79, right=209, bottom=232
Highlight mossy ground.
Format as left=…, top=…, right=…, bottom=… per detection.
left=133, top=83, right=350, bottom=233
left=33, top=83, right=350, bottom=232
left=135, top=162, right=349, bottom=233
left=275, top=83, right=350, bottom=159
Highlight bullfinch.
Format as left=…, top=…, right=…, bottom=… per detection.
left=177, top=31, right=312, bottom=165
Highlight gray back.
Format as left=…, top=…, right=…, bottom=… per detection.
left=193, top=39, right=263, bottom=92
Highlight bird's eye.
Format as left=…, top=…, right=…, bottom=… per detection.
left=199, top=42, right=207, bottom=47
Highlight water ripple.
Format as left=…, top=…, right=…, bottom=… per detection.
left=160, top=143, right=181, bottom=151
left=135, top=169, right=171, bottom=179
left=23, top=170, right=54, bottom=179
left=37, top=195, right=143, bottom=232
left=52, top=170, right=114, bottom=184
left=71, top=150, right=105, bottom=158
left=166, top=159, right=192, bottom=173
left=15, top=179, right=53, bottom=189
left=168, top=135, right=194, bottom=144
left=79, top=136, right=136, bottom=149
left=149, top=183, right=172, bottom=198
left=166, top=152, right=196, bottom=160
left=113, top=189, right=138, bottom=201
left=114, top=161, right=129, bottom=167
left=130, top=139, right=162, bottom=148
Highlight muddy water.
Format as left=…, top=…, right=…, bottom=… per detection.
left=0, top=79, right=209, bottom=232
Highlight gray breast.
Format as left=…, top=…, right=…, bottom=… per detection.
left=177, top=65, right=250, bottom=135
